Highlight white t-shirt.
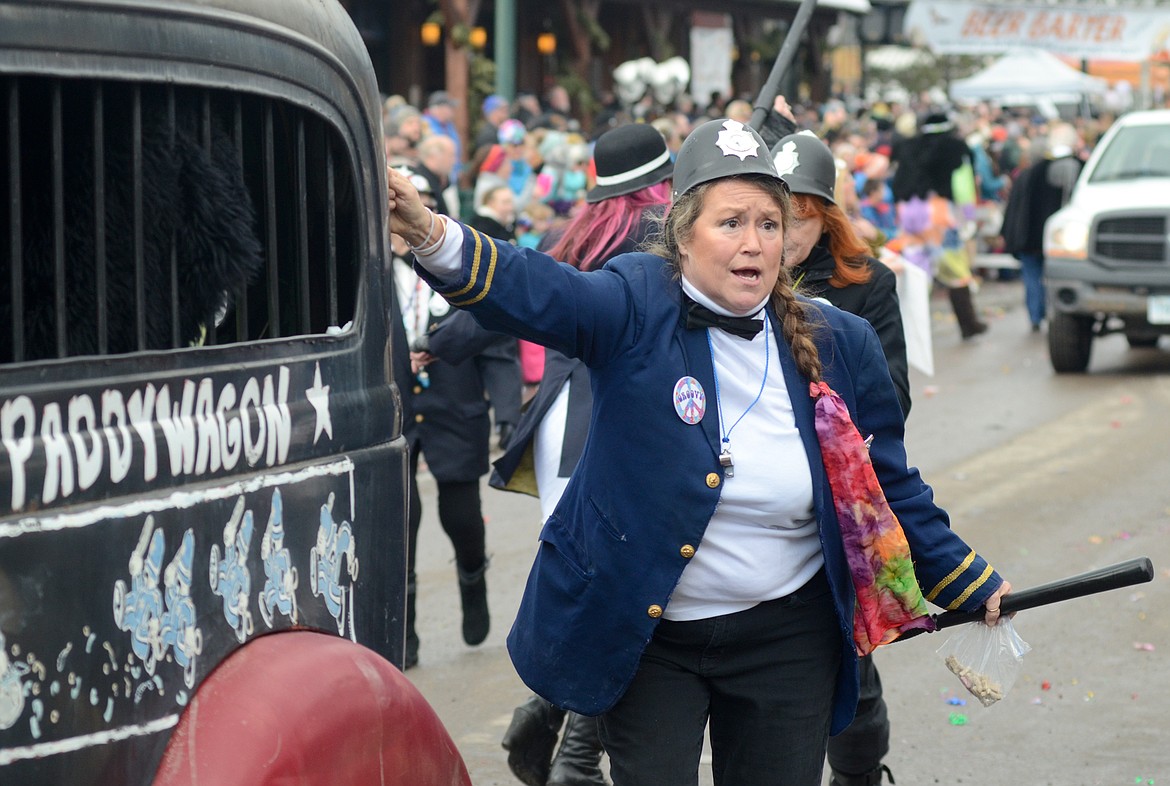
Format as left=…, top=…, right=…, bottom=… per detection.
left=664, top=280, right=822, bottom=621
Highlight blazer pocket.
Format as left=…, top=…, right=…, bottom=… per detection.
left=587, top=496, right=626, bottom=542
left=538, top=515, right=593, bottom=582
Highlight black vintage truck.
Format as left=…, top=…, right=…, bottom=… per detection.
left=1, top=1, right=469, bottom=783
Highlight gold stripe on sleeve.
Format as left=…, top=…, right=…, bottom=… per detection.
left=450, top=229, right=498, bottom=307
left=945, top=564, right=995, bottom=611
left=925, top=550, right=975, bottom=603
left=446, top=227, right=486, bottom=300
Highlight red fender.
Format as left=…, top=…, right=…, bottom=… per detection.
left=153, top=631, right=470, bottom=786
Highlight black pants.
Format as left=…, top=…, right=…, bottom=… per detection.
left=598, top=570, right=841, bottom=786
left=826, top=654, right=888, bottom=775
left=405, top=449, right=487, bottom=587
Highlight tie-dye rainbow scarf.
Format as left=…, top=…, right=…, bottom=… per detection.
left=810, top=382, right=936, bottom=655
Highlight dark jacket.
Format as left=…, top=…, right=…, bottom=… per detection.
left=891, top=132, right=972, bottom=202
left=1001, top=157, right=1083, bottom=256
left=794, top=244, right=911, bottom=418
left=418, top=225, right=1003, bottom=734
left=468, top=212, right=515, bottom=243
left=408, top=296, right=520, bottom=483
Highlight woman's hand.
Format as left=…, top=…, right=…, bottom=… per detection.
left=387, top=166, right=436, bottom=248
left=983, top=580, right=1012, bottom=626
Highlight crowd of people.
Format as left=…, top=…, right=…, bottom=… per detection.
left=384, top=82, right=1121, bottom=786
left=384, top=85, right=1107, bottom=342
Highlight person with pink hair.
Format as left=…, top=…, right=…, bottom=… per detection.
left=491, top=122, right=673, bottom=786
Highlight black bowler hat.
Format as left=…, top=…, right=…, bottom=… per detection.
left=585, top=123, right=674, bottom=203
left=920, top=111, right=954, bottom=134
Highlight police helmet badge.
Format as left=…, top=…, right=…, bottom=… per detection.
left=773, top=140, right=799, bottom=177
left=714, top=119, right=761, bottom=161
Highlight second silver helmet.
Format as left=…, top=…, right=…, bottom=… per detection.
left=772, top=131, right=836, bottom=204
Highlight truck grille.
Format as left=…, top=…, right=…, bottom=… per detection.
left=2, top=76, right=359, bottom=364
left=1093, top=214, right=1169, bottom=264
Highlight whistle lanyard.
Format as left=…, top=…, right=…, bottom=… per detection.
left=706, top=312, right=770, bottom=477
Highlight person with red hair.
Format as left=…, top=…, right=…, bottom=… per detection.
left=773, top=131, right=909, bottom=786
left=491, top=121, right=673, bottom=786
left=774, top=132, right=910, bottom=418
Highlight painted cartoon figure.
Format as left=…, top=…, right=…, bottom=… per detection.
left=113, top=517, right=167, bottom=675
left=309, top=492, right=358, bottom=635
left=0, top=632, right=31, bottom=731
left=209, top=496, right=255, bottom=642
left=161, top=529, right=203, bottom=688
left=259, top=488, right=299, bottom=627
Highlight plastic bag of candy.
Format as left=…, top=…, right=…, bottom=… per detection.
left=936, top=618, right=1031, bottom=706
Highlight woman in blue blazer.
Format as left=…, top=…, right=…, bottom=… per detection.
left=388, top=118, right=1011, bottom=786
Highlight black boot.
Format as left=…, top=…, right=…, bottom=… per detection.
left=948, top=285, right=988, bottom=339
left=502, top=695, right=566, bottom=786
left=547, top=711, right=607, bottom=786
left=457, top=558, right=490, bottom=646
left=830, top=764, right=895, bottom=786
left=403, top=581, right=419, bottom=670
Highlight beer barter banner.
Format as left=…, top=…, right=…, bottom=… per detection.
left=905, top=1, right=1170, bottom=61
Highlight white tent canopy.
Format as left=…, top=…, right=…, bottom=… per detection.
left=949, top=49, right=1107, bottom=105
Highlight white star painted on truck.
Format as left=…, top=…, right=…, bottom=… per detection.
left=306, top=362, right=332, bottom=444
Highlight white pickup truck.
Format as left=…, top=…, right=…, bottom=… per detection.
left=1043, top=109, right=1170, bottom=372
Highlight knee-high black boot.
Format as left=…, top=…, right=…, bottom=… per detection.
left=502, top=695, right=566, bottom=786
left=547, top=711, right=607, bottom=786
left=948, top=285, right=988, bottom=339
left=457, top=558, right=490, bottom=646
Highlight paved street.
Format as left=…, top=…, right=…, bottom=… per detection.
left=406, top=277, right=1170, bottom=786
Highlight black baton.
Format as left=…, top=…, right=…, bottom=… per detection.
left=897, top=556, right=1155, bottom=642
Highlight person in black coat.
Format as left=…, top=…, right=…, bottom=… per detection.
left=1000, top=122, right=1083, bottom=331
left=775, top=132, right=910, bottom=417
left=466, top=180, right=523, bottom=448
left=774, top=131, right=908, bottom=786
left=390, top=166, right=521, bottom=669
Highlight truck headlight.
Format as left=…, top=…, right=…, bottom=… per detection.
left=1045, top=214, right=1089, bottom=260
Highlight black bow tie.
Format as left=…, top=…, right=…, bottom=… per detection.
left=684, top=297, right=764, bottom=339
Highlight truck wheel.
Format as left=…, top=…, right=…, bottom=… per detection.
left=1048, top=312, right=1094, bottom=373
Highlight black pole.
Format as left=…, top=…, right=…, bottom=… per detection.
left=749, top=0, right=819, bottom=131
left=894, top=557, right=1155, bottom=643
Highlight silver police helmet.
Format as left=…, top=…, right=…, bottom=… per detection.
left=771, top=131, right=836, bottom=205
left=671, top=118, right=782, bottom=200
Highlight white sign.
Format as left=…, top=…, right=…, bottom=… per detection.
left=905, top=1, right=1170, bottom=62
left=690, top=14, right=734, bottom=109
